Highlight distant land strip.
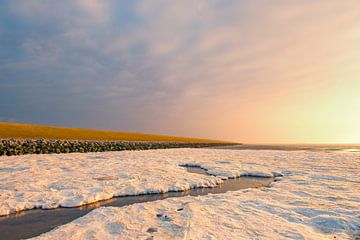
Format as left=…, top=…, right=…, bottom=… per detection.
left=0, top=122, right=236, bottom=156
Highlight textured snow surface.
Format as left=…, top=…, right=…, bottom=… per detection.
left=1, top=149, right=360, bottom=239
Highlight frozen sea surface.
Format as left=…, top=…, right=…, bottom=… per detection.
left=0, top=148, right=359, bottom=239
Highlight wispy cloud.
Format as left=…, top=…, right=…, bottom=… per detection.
left=1, top=0, right=360, bottom=142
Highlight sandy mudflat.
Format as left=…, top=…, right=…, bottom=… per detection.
left=1, top=148, right=359, bottom=239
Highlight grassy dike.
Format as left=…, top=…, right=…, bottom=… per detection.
left=0, top=122, right=236, bottom=156
left=0, top=122, right=224, bottom=142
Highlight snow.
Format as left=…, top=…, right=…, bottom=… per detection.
left=1, top=148, right=359, bottom=239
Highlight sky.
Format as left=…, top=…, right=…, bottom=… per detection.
left=1, top=0, right=360, bottom=144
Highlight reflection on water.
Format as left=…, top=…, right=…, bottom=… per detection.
left=183, top=166, right=210, bottom=176
left=0, top=168, right=273, bottom=240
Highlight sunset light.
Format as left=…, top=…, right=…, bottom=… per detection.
left=1, top=1, right=359, bottom=143
left=0, top=1, right=359, bottom=239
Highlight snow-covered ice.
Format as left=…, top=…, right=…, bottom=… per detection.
left=1, top=148, right=359, bottom=239
left=0, top=150, right=226, bottom=215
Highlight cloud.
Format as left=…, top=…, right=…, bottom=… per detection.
left=76, top=0, right=109, bottom=22
left=1, top=0, right=360, bottom=142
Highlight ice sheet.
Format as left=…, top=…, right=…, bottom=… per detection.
left=1, top=148, right=359, bottom=239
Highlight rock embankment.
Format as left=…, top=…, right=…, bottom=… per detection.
left=0, top=139, right=233, bottom=156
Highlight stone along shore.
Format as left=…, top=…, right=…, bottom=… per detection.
left=0, top=139, right=234, bottom=156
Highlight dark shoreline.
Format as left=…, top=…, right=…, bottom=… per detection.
left=210, top=144, right=360, bottom=152
left=0, top=139, right=236, bottom=156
